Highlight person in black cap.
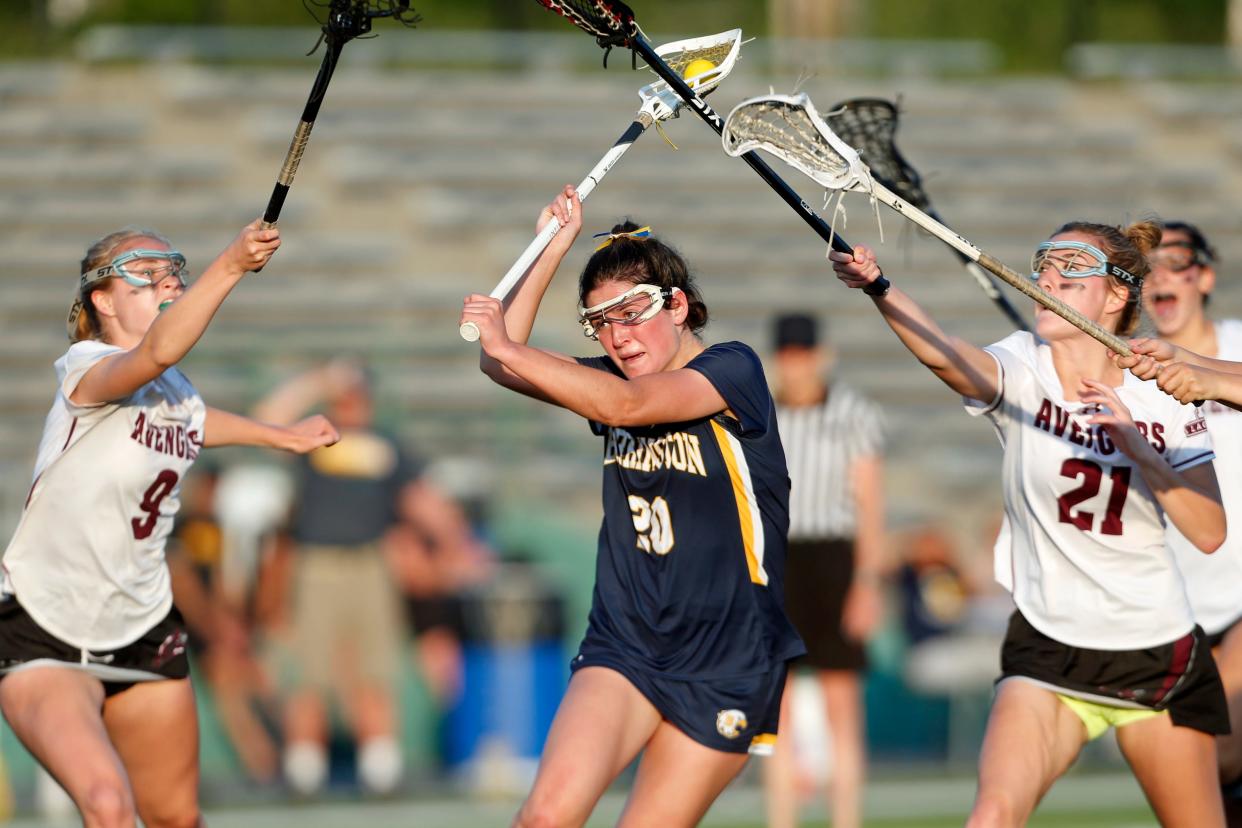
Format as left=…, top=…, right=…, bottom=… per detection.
left=764, top=313, right=886, bottom=828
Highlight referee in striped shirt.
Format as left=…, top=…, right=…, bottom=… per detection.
left=764, top=313, right=886, bottom=828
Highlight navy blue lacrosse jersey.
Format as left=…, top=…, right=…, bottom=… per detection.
left=574, top=341, right=806, bottom=680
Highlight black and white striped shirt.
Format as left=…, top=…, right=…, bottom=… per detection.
left=777, top=382, right=884, bottom=541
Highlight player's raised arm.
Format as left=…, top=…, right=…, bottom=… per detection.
left=501, top=185, right=583, bottom=345
left=469, top=186, right=585, bottom=400
left=829, top=245, right=999, bottom=403
left=71, top=220, right=279, bottom=407
left=202, top=407, right=338, bottom=453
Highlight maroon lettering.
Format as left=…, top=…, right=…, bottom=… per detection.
left=1053, top=407, right=1070, bottom=437
left=1150, top=422, right=1165, bottom=453
left=1034, top=399, right=1053, bottom=432
left=1069, top=420, right=1086, bottom=446
left=1057, top=459, right=1130, bottom=536
left=130, top=412, right=146, bottom=441
left=1057, top=459, right=1098, bottom=531
left=1100, top=466, right=1131, bottom=535
left=132, top=470, right=179, bottom=540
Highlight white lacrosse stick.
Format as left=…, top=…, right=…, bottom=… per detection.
left=721, top=93, right=1133, bottom=357
left=460, top=28, right=743, bottom=342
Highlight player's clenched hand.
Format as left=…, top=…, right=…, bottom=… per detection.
left=1155, top=362, right=1216, bottom=405
left=460, top=294, right=513, bottom=357
left=1113, top=338, right=1179, bottom=380
left=280, top=415, right=339, bottom=454
left=225, top=219, right=282, bottom=275
left=1080, top=379, right=1146, bottom=458
left=829, top=245, right=883, bottom=291
left=537, top=184, right=583, bottom=258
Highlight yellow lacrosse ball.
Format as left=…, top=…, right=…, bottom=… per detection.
left=682, top=58, right=716, bottom=87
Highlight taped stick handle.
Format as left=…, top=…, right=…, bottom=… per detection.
left=261, top=38, right=344, bottom=229
left=962, top=259, right=1031, bottom=332
left=629, top=35, right=891, bottom=295
left=460, top=112, right=655, bottom=342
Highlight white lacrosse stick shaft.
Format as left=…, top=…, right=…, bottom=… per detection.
left=460, top=29, right=742, bottom=342
left=459, top=109, right=658, bottom=342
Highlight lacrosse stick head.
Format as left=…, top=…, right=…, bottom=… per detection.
left=638, top=29, right=743, bottom=120
left=722, top=93, right=874, bottom=195
left=823, top=98, right=931, bottom=211
left=534, top=0, right=638, bottom=49
left=305, top=0, right=421, bottom=44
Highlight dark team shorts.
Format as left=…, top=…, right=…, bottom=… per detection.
left=403, top=594, right=465, bottom=638
left=784, top=538, right=866, bottom=671
left=0, top=595, right=190, bottom=698
left=572, top=650, right=788, bottom=755
left=1000, top=610, right=1230, bottom=736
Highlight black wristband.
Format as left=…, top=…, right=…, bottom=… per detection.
left=862, top=275, right=891, bottom=297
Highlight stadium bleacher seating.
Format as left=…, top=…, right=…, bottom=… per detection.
left=2, top=32, right=1241, bottom=546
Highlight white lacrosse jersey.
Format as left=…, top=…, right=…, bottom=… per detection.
left=2, top=340, right=205, bottom=650
left=1168, top=318, right=1242, bottom=635
left=966, top=331, right=1213, bottom=650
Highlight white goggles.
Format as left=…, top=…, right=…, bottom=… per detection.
left=577, top=283, right=676, bottom=340
left=1029, top=241, right=1140, bottom=290
left=80, top=248, right=189, bottom=291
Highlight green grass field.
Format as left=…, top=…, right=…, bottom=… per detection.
left=0, top=772, right=1160, bottom=828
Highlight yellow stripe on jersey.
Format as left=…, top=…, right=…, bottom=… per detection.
left=711, top=421, right=768, bottom=586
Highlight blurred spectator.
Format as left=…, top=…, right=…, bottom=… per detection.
left=252, top=359, right=489, bottom=795
left=167, top=464, right=284, bottom=784
left=895, top=525, right=969, bottom=646
left=899, top=519, right=1010, bottom=763
left=384, top=463, right=494, bottom=711
left=764, top=314, right=886, bottom=828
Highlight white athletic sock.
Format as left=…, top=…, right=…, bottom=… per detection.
left=357, top=736, right=403, bottom=795
left=283, top=741, right=327, bottom=796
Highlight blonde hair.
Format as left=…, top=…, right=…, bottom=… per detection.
left=1050, top=219, right=1159, bottom=337
left=71, top=227, right=171, bottom=343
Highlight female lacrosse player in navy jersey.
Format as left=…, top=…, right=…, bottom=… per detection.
left=0, top=220, right=338, bottom=828
left=831, top=220, right=1229, bottom=827
left=461, top=185, right=804, bottom=828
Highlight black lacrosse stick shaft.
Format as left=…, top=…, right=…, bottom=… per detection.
left=262, top=35, right=346, bottom=226
left=628, top=35, right=890, bottom=295
left=262, top=0, right=419, bottom=227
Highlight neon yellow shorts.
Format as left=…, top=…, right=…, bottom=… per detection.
left=1056, top=693, right=1166, bottom=741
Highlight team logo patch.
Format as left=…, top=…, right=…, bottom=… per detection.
left=153, top=629, right=188, bottom=668
left=716, top=708, right=748, bottom=740
left=1185, top=416, right=1208, bottom=437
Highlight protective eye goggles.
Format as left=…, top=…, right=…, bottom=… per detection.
left=577, top=283, right=676, bottom=340
left=1149, top=243, right=1208, bottom=273
left=1030, top=241, right=1140, bottom=290
left=80, top=248, right=189, bottom=291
